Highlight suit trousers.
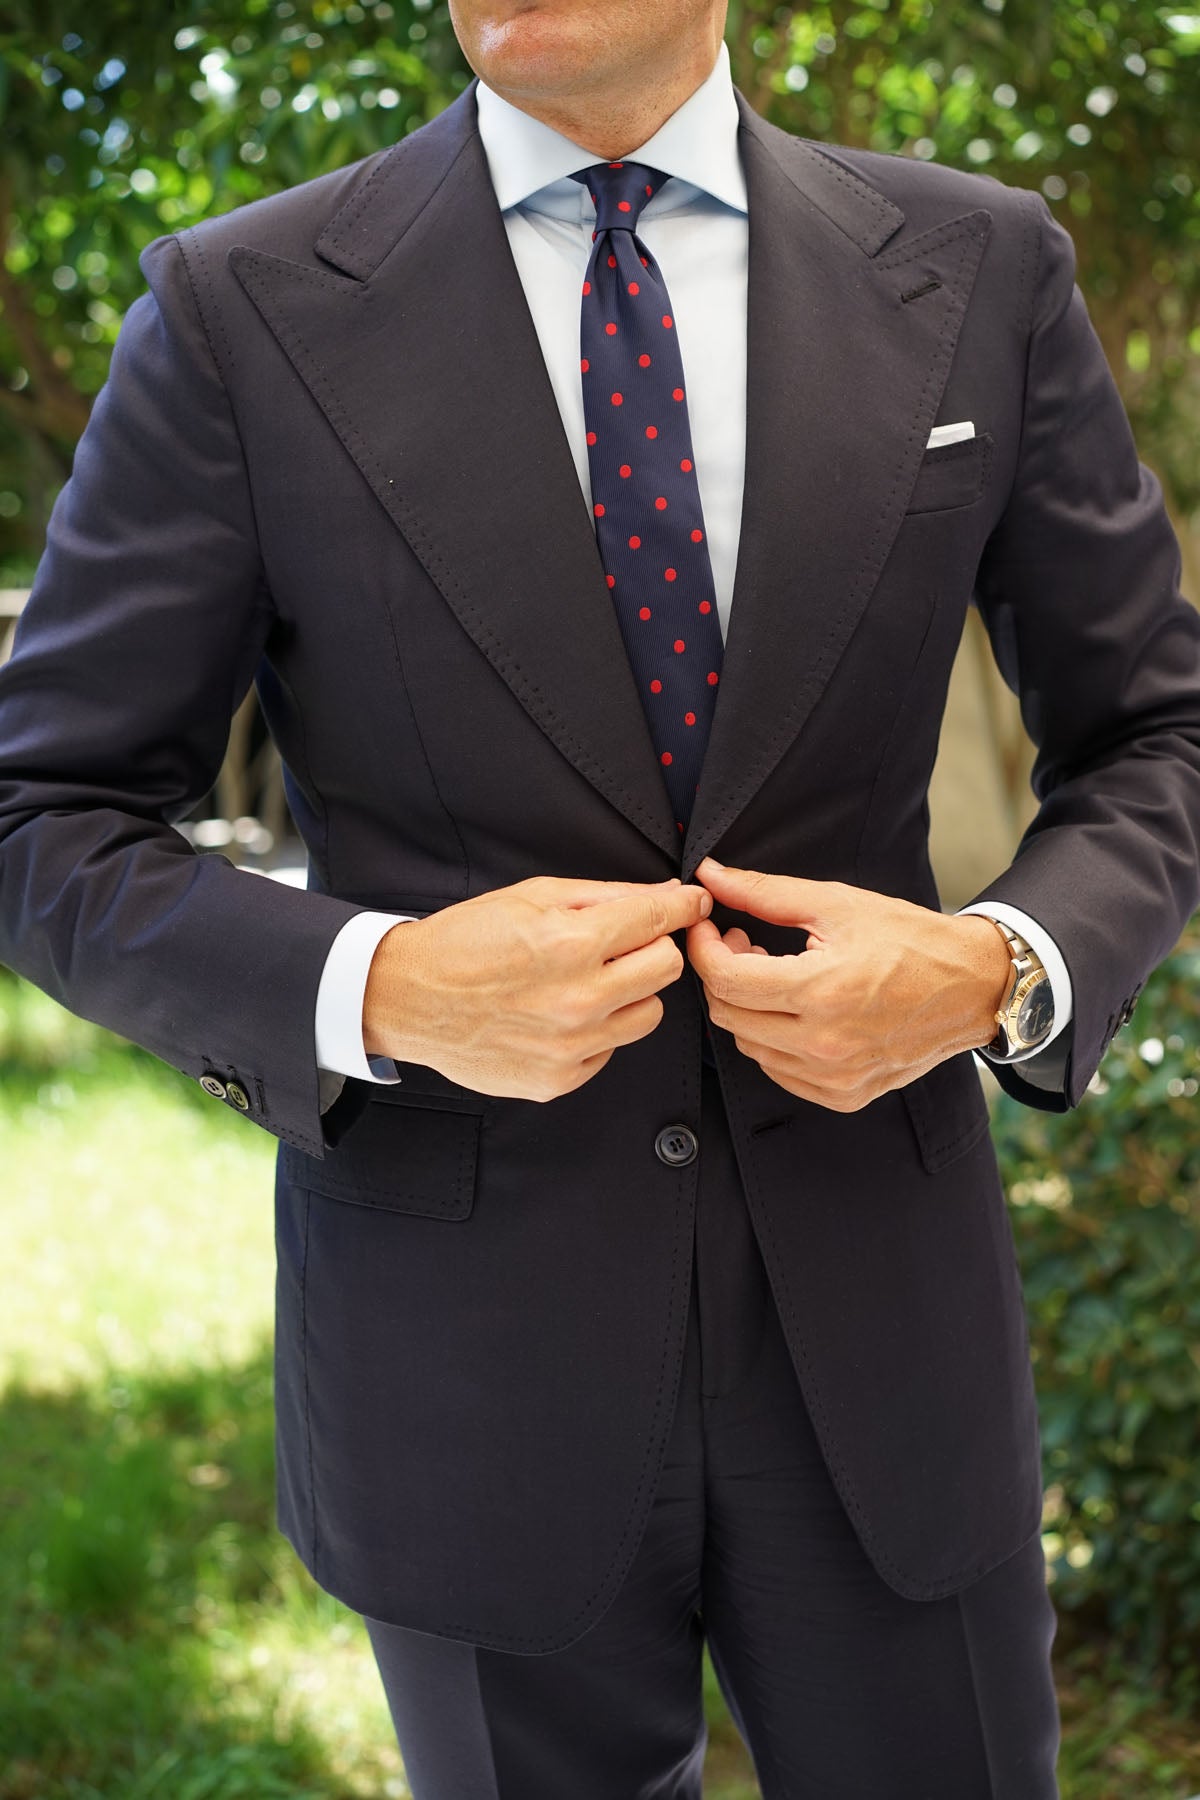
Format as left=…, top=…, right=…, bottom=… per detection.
left=361, top=1061, right=1062, bottom=1799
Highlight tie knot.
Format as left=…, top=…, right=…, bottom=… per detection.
left=569, top=160, right=669, bottom=234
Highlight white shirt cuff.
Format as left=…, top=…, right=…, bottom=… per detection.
left=314, top=911, right=417, bottom=1085
left=957, top=901, right=1074, bottom=1063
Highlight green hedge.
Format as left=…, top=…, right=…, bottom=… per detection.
left=992, top=915, right=1200, bottom=1699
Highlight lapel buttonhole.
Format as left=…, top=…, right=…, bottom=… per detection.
left=901, top=277, right=943, bottom=304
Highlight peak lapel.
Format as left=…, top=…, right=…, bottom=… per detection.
left=229, top=82, right=681, bottom=862
left=682, top=96, right=991, bottom=875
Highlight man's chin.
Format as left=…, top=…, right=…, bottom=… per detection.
left=473, top=9, right=612, bottom=87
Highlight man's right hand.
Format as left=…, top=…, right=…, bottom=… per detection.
left=361, top=875, right=713, bottom=1101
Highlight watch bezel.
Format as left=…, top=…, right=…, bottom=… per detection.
left=1008, top=968, right=1054, bottom=1049
left=987, top=924, right=1054, bottom=1057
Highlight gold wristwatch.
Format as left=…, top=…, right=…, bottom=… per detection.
left=985, top=920, right=1055, bottom=1058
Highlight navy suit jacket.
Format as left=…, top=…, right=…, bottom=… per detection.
left=2, top=79, right=1199, bottom=1650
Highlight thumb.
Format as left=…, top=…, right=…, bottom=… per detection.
left=693, top=858, right=834, bottom=928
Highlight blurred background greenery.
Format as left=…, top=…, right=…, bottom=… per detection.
left=1, top=0, right=1197, bottom=588
left=2, top=1, right=1200, bottom=1794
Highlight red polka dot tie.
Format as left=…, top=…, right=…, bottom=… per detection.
left=570, top=160, right=724, bottom=835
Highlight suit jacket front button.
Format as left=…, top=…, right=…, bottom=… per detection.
left=655, top=1124, right=699, bottom=1167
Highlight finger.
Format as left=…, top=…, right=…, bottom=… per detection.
left=687, top=920, right=810, bottom=1010
left=591, top=882, right=713, bottom=960
left=704, top=1005, right=805, bottom=1058
left=599, top=933, right=685, bottom=1008
left=526, top=875, right=684, bottom=911
left=596, top=991, right=668, bottom=1051
left=723, top=924, right=771, bottom=958
left=693, top=858, right=843, bottom=930
left=555, top=1045, right=616, bottom=1096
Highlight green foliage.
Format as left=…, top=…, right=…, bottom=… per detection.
left=1, top=2, right=1198, bottom=577
left=0, top=0, right=471, bottom=573
left=991, top=913, right=1200, bottom=1699
left=727, top=0, right=1200, bottom=522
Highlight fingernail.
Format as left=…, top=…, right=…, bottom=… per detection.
left=703, top=856, right=725, bottom=870
left=700, top=891, right=713, bottom=915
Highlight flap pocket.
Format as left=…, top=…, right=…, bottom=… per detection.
left=906, top=433, right=992, bottom=515
left=283, top=1099, right=480, bottom=1219
left=901, top=1050, right=992, bottom=1174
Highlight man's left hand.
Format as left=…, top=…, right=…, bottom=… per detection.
left=687, top=858, right=1013, bottom=1111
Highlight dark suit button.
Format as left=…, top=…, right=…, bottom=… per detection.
left=226, top=1080, right=251, bottom=1112
left=655, top=1124, right=698, bottom=1167
left=199, top=1073, right=227, bottom=1100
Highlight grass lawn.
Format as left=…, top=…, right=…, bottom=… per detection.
left=2, top=979, right=1198, bottom=1798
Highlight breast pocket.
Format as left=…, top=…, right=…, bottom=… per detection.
left=905, top=432, right=993, bottom=516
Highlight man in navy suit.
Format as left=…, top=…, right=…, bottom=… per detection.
left=3, top=1, right=1200, bottom=1793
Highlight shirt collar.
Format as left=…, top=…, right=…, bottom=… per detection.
left=474, top=37, right=747, bottom=219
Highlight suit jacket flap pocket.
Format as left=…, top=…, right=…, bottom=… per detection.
left=901, top=1050, right=992, bottom=1174
left=283, top=1099, right=480, bottom=1219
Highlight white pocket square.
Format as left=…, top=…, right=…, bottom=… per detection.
left=926, top=421, right=976, bottom=449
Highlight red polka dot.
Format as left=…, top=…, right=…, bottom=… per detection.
left=593, top=503, right=605, bottom=517
left=638, top=354, right=651, bottom=368
left=606, top=574, right=615, bottom=588
left=673, top=639, right=686, bottom=653
left=582, top=280, right=591, bottom=295
left=681, top=458, right=693, bottom=472
left=699, top=600, right=712, bottom=614
left=607, top=254, right=617, bottom=269
left=605, top=322, right=618, bottom=336
left=628, top=282, right=640, bottom=295
left=673, top=387, right=684, bottom=401
left=662, top=314, right=673, bottom=328
left=611, top=392, right=623, bottom=406
left=638, top=606, right=651, bottom=621
left=581, top=359, right=590, bottom=373
left=650, top=679, right=663, bottom=693
left=655, top=498, right=668, bottom=512
left=640, top=256, right=649, bottom=267
left=645, top=425, right=658, bottom=439
left=677, top=820, right=685, bottom=833
left=664, top=566, right=676, bottom=579
left=690, top=530, right=703, bottom=543
left=645, top=184, right=652, bottom=196
left=707, top=671, right=719, bottom=685
left=619, top=463, right=632, bottom=478
left=629, top=535, right=641, bottom=549
left=660, top=751, right=673, bottom=766
left=684, top=711, right=696, bottom=726
left=608, top=161, right=623, bottom=169
left=586, top=431, right=596, bottom=446
left=618, top=200, right=632, bottom=212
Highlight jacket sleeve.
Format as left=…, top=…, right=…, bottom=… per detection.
left=0, top=231, right=366, bottom=1157
left=966, top=191, right=1200, bottom=1111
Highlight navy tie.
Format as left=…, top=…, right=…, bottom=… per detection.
left=570, top=159, right=725, bottom=839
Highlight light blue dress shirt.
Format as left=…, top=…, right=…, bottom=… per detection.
left=313, top=38, right=1073, bottom=1095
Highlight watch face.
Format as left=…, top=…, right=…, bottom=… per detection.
left=1017, top=982, right=1055, bottom=1046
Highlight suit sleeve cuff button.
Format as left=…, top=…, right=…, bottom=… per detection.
left=199, top=1073, right=227, bottom=1100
